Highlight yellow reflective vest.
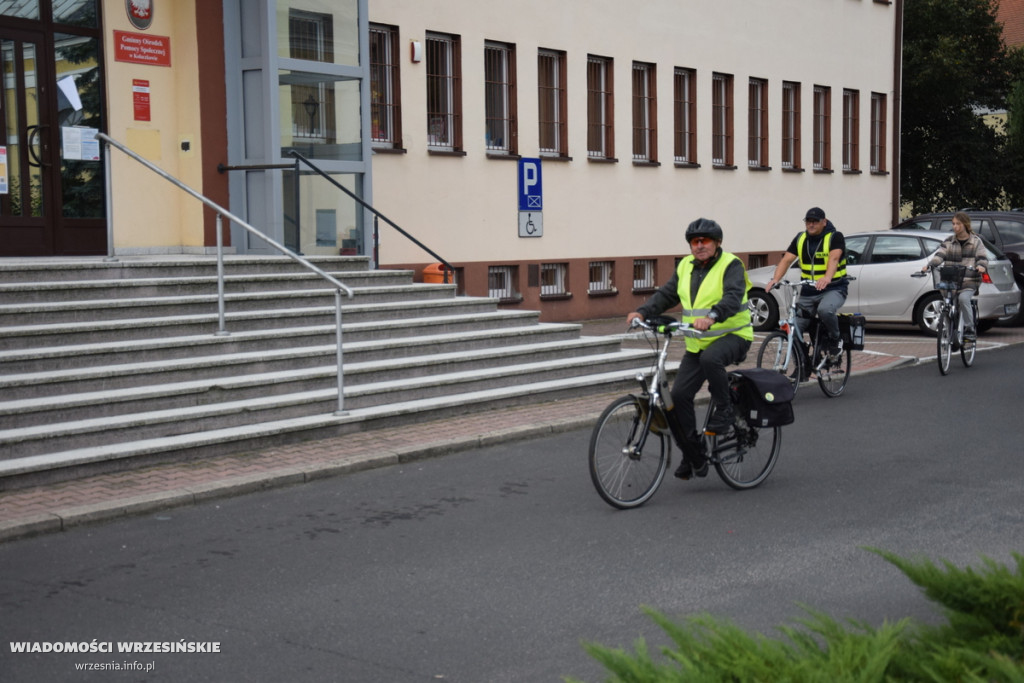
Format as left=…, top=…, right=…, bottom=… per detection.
left=796, top=230, right=847, bottom=282
left=676, top=253, right=754, bottom=352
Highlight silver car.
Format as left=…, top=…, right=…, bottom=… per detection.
left=746, top=230, right=1021, bottom=334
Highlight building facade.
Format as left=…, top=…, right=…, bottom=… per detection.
left=1, top=1, right=902, bottom=322
left=369, top=0, right=903, bottom=320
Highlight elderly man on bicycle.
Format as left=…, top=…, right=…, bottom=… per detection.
left=626, top=218, right=753, bottom=480
left=765, top=206, right=849, bottom=359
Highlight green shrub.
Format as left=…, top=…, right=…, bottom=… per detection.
left=569, top=549, right=1024, bottom=683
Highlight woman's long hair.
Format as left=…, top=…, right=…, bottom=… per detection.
left=953, top=211, right=973, bottom=234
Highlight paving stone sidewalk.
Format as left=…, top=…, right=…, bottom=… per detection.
left=0, top=319, right=999, bottom=543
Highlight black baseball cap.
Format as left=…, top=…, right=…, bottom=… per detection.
left=804, top=207, right=826, bottom=221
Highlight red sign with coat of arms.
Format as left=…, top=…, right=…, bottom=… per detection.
left=126, top=0, right=153, bottom=31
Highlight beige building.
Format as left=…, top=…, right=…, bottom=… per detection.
left=369, top=0, right=902, bottom=320
left=2, top=1, right=901, bottom=322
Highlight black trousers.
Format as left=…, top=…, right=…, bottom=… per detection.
left=668, top=333, right=751, bottom=459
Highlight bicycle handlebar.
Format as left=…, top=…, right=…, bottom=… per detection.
left=629, top=317, right=711, bottom=338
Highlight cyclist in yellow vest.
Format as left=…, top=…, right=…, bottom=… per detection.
left=627, top=219, right=753, bottom=480
left=765, top=206, right=849, bottom=358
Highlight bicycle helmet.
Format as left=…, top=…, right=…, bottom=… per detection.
left=685, top=218, right=723, bottom=242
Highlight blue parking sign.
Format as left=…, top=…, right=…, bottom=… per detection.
left=518, top=158, right=542, bottom=211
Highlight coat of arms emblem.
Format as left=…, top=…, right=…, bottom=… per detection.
left=126, top=0, right=153, bottom=30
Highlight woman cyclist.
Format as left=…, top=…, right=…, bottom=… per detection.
left=920, top=211, right=988, bottom=339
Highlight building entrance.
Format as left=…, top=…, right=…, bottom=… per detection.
left=0, top=2, right=106, bottom=256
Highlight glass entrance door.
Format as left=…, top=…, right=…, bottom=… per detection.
left=0, top=1, right=105, bottom=256
left=0, top=28, right=53, bottom=253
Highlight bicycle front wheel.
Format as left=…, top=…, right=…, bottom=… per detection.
left=961, top=305, right=977, bottom=368
left=756, top=330, right=803, bottom=396
left=818, top=347, right=851, bottom=397
left=711, top=422, right=782, bottom=490
left=937, top=312, right=952, bottom=375
left=588, top=396, right=670, bottom=509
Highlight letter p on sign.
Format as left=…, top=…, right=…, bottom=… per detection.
left=518, top=158, right=542, bottom=211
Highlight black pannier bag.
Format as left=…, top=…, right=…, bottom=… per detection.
left=838, top=313, right=866, bottom=351
left=730, top=368, right=795, bottom=428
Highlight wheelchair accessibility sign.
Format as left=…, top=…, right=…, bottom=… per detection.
left=518, top=157, right=542, bottom=237
left=519, top=211, right=542, bottom=237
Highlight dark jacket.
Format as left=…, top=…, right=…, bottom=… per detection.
left=636, top=248, right=748, bottom=322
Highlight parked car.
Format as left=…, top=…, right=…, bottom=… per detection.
left=746, top=230, right=1021, bottom=335
left=893, top=210, right=1024, bottom=325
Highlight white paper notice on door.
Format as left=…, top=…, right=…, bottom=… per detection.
left=0, top=146, right=8, bottom=194
left=62, top=127, right=101, bottom=161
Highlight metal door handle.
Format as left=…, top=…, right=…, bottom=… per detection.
left=26, top=124, right=51, bottom=168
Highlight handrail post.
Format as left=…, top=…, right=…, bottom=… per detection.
left=215, top=214, right=229, bottom=336
left=335, top=289, right=347, bottom=415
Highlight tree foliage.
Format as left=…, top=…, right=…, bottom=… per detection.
left=901, top=0, right=1024, bottom=213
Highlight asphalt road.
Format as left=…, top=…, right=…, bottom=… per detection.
left=1, top=344, right=1022, bottom=682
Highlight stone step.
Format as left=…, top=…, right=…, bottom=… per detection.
left=0, top=255, right=372, bottom=283
left=0, top=368, right=642, bottom=491
left=0, top=320, right=580, bottom=374
left=0, top=350, right=649, bottom=458
left=0, top=335, right=622, bottom=406
left=0, top=301, right=530, bottom=351
left=0, top=269, right=414, bottom=305
left=0, top=283, right=458, bottom=325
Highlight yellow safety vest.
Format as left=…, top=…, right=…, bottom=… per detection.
left=796, top=230, right=847, bottom=281
left=676, top=253, right=754, bottom=352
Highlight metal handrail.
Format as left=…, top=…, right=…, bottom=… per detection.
left=96, top=132, right=354, bottom=415
left=286, top=149, right=456, bottom=284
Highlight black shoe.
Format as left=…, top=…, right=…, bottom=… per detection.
left=705, top=408, right=735, bottom=435
left=827, top=337, right=844, bottom=361
left=674, top=458, right=709, bottom=480
left=964, top=327, right=976, bottom=341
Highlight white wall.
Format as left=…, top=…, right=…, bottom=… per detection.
left=369, top=0, right=897, bottom=264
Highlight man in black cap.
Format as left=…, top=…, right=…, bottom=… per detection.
left=765, top=207, right=849, bottom=360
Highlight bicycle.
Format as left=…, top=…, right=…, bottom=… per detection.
left=588, top=316, right=782, bottom=509
left=911, top=264, right=977, bottom=375
left=755, top=280, right=852, bottom=398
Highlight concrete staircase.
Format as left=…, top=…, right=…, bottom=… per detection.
left=0, top=256, right=649, bottom=490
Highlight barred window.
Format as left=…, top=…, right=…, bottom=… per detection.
left=587, top=55, right=614, bottom=159
left=843, top=89, right=859, bottom=171
left=748, top=78, right=768, bottom=168
left=488, top=265, right=518, bottom=300
left=813, top=85, right=831, bottom=171
left=870, top=92, right=886, bottom=173
left=674, top=67, right=696, bottom=164
left=540, top=263, right=569, bottom=296
left=485, top=41, right=517, bottom=154
left=632, top=61, right=657, bottom=162
left=588, top=261, right=614, bottom=294
left=369, top=24, right=401, bottom=147
left=538, top=49, right=568, bottom=157
left=712, top=73, right=733, bottom=167
left=781, top=81, right=800, bottom=169
left=632, top=259, right=656, bottom=290
left=426, top=32, right=462, bottom=152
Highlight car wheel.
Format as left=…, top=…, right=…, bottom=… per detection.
left=977, top=319, right=995, bottom=333
left=747, top=289, right=779, bottom=332
left=914, top=292, right=942, bottom=336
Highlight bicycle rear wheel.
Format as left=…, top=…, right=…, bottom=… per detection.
left=756, top=330, right=803, bottom=396
left=818, top=347, right=851, bottom=397
left=936, top=312, right=952, bottom=375
left=588, top=396, right=670, bottom=509
left=711, top=421, right=782, bottom=490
